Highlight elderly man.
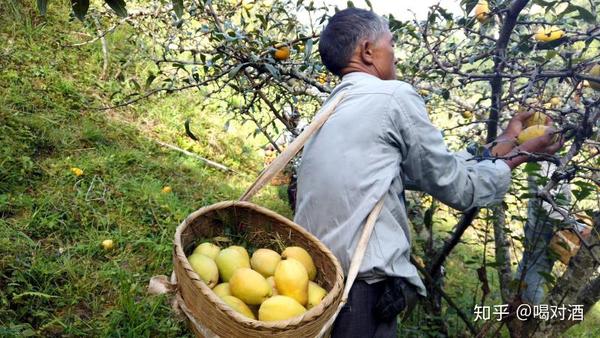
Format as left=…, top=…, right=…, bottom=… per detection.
left=293, top=8, right=561, bottom=338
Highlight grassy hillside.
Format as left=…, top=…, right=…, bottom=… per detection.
left=0, top=3, right=289, bottom=336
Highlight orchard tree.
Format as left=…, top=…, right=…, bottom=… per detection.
left=42, top=0, right=599, bottom=336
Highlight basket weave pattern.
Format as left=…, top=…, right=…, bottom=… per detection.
left=174, top=201, right=344, bottom=337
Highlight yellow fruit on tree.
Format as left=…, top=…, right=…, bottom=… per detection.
left=517, top=125, right=553, bottom=144
left=188, top=253, right=219, bottom=288
left=524, top=111, right=548, bottom=128
left=281, top=246, right=317, bottom=281
left=307, top=281, right=327, bottom=309
left=215, top=248, right=250, bottom=282
left=193, top=242, right=221, bottom=260
left=534, top=26, right=565, bottom=43
left=274, top=46, right=290, bottom=61
left=589, top=64, right=600, bottom=91
left=251, top=248, right=281, bottom=278
left=461, top=110, right=473, bottom=119
left=229, top=268, right=272, bottom=305
left=266, top=276, right=278, bottom=296
left=258, top=295, right=307, bottom=321
left=474, top=1, right=490, bottom=23
left=221, top=295, right=256, bottom=319
left=549, top=97, right=561, bottom=107
left=274, top=259, right=309, bottom=305
left=213, top=283, right=231, bottom=298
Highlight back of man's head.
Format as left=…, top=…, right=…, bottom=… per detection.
left=318, top=8, right=388, bottom=77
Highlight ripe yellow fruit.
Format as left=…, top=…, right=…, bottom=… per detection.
left=188, top=253, right=219, bottom=288
left=266, top=276, right=278, bottom=296
left=70, top=167, right=84, bottom=176
left=517, top=125, right=552, bottom=144
left=229, top=268, right=272, bottom=305
left=307, top=281, right=327, bottom=309
left=193, top=242, right=221, bottom=260
left=274, top=259, right=309, bottom=305
left=461, top=110, right=473, bottom=119
left=251, top=249, right=281, bottom=278
left=258, top=295, right=306, bottom=321
left=549, top=97, right=561, bottom=107
left=213, top=283, right=231, bottom=298
left=589, top=64, right=600, bottom=91
left=474, top=1, right=490, bottom=23
left=524, top=111, right=548, bottom=128
left=101, top=239, right=114, bottom=250
left=229, top=245, right=250, bottom=262
left=534, top=26, right=565, bottom=43
left=161, top=186, right=172, bottom=193
left=215, top=248, right=250, bottom=282
left=281, top=247, right=317, bottom=280
left=221, top=295, right=256, bottom=319
left=274, top=46, right=290, bottom=61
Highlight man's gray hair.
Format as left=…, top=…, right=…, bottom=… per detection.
left=319, top=8, right=389, bottom=76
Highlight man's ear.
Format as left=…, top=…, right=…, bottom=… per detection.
left=360, top=39, right=375, bottom=65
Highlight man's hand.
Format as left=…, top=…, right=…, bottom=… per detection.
left=504, top=126, right=563, bottom=169
left=502, top=109, right=538, bottom=140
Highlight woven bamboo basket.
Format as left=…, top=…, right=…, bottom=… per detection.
left=173, top=201, right=344, bottom=337
left=151, top=93, right=378, bottom=337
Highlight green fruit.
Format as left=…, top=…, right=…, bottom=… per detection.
left=188, top=253, right=219, bottom=288
left=193, top=242, right=221, bottom=260
left=213, top=283, right=231, bottom=298
left=215, top=248, right=250, bottom=282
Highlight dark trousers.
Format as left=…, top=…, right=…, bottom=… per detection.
left=331, top=280, right=397, bottom=338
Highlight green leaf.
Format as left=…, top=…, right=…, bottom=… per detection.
left=264, top=64, right=280, bottom=79
left=573, top=6, right=596, bottom=23
left=105, top=0, right=127, bottom=17
left=228, top=64, right=243, bottom=79
left=462, top=0, right=478, bottom=15
left=173, top=0, right=184, bottom=19
left=37, top=0, right=48, bottom=16
left=71, top=0, right=90, bottom=21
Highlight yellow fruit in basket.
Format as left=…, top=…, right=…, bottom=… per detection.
left=229, top=268, right=272, bottom=305
left=258, top=295, right=306, bottom=321
left=274, top=259, right=309, bottom=306
left=517, top=125, right=553, bottom=144
left=221, top=295, right=256, bottom=320
left=216, top=248, right=250, bottom=282
left=188, top=253, right=219, bottom=288
left=524, top=111, right=547, bottom=128
left=266, top=276, right=278, bottom=296
left=307, top=281, right=327, bottom=309
left=281, top=247, right=317, bottom=280
left=229, top=245, right=250, bottom=262
left=251, top=248, right=281, bottom=277
left=213, top=283, right=231, bottom=298
left=193, top=242, right=221, bottom=260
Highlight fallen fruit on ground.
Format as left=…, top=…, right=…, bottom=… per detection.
left=101, top=239, right=114, bottom=250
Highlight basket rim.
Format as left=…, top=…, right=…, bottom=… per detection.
left=173, top=200, right=345, bottom=330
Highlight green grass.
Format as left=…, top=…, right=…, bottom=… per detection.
left=0, top=3, right=288, bottom=336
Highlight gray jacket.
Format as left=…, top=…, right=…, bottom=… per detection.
left=294, top=72, right=511, bottom=295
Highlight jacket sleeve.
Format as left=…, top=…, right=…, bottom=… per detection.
left=386, top=83, right=512, bottom=211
